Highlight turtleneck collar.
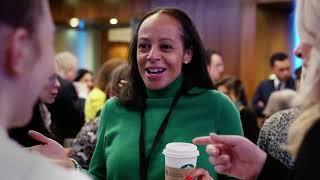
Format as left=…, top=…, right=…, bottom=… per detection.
left=146, top=75, right=183, bottom=99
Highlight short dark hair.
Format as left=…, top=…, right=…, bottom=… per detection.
left=0, top=0, right=43, bottom=34
left=270, top=52, right=289, bottom=67
left=119, top=8, right=213, bottom=110
left=205, top=49, right=222, bottom=66
left=215, top=76, right=248, bottom=106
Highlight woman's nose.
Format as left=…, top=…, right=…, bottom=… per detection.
left=146, top=47, right=160, bottom=61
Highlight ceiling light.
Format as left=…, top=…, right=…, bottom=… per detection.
left=110, top=18, right=118, bottom=25
left=70, top=18, right=80, bottom=28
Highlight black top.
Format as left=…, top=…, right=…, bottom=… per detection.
left=257, top=118, right=320, bottom=180
left=252, top=78, right=296, bottom=117
left=240, top=107, right=259, bottom=144
left=47, top=76, right=85, bottom=144
left=294, top=118, right=320, bottom=180
left=9, top=101, right=58, bottom=147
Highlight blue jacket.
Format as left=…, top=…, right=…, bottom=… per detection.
left=252, top=77, right=296, bottom=117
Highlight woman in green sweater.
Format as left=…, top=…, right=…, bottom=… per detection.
left=88, top=8, right=243, bottom=180
left=27, top=7, right=243, bottom=180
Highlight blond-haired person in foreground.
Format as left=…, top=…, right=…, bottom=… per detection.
left=0, top=0, right=90, bottom=179
left=193, top=0, right=320, bottom=179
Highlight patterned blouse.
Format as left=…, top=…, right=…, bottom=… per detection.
left=257, top=107, right=300, bottom=169
left=71, top=118, right=99, bottom=170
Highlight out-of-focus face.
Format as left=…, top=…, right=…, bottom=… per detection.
left=65, top=66, right=77, bottom=81
left=40, top=63, right=60, bottom=104
left=137, top=13, right=192, bottom=90
left=80, top=73, right=94, bottom=90
left=272, top=59, right=291, bottom=81
left=15, top=0, right=55, bottom=127
left=207, top=54, right=224, bottom=82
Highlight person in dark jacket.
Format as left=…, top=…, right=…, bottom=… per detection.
left=48, top=52, right=86, bottom=145
left=252, top=52, right=295, bottom=117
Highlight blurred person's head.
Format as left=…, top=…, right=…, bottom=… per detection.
left=95, top=58, right=125, bottom=92
left=288, top=0, right=320, bottom=155
left=270, top=52, right=291, bottom=81
left=55, top=51, right=78, bottom=81
left=105, top=63, right=128, bottom=98
left=75, top=69, right=94, bottom=91
left=263, top=89, right=297, bottom=117
left=206, top=49, right=224, bottom=82
left=0, top=0, right=55, bottom=128
left=215, top=76, right=248, bottom=107
left=39, top=61, right=60, bottom=104
left=120, top=8, right=213, bottom=109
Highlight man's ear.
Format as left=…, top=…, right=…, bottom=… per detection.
left=4, top=28, right=32, bottom=77
left=183, top=48, right=193, bottom=64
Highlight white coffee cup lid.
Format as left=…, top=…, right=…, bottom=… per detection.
left=163, top=142, right=200, bottom=158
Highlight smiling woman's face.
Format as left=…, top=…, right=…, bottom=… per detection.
left=136, top=13, right=192, bottom=90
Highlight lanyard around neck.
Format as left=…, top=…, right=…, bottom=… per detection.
left=139, top=87, right=183, bottom=180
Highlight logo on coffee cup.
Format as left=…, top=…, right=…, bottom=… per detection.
left=181, top=164, right=194, bottom=169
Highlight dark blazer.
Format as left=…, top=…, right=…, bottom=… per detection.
left=9, top=101, right=58, bottom=147
left=47, top=76, right=85, bottom=144
left=252, top=77, right=296, bottom=117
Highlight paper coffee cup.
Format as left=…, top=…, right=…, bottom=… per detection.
left=163, top=142, right=200, bottom=180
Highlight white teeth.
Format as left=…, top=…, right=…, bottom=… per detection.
left=149, top=69, right=162, bottom=73
left=146, top=68, right=166, bottom=74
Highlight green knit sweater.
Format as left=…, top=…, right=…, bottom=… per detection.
left=88, top=76, right=243, bottom=180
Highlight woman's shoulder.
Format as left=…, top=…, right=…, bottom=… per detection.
left=187, top=88, right=236, bottom=114
left=187, top=87, right=233, bottom=107
left=189, top=87, right=227, bottom=100
left=102, top=97, right=121, bottom=110
left=205, top=89, right=233, bottom=106
left=263, top=107, right=300, bottom=132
